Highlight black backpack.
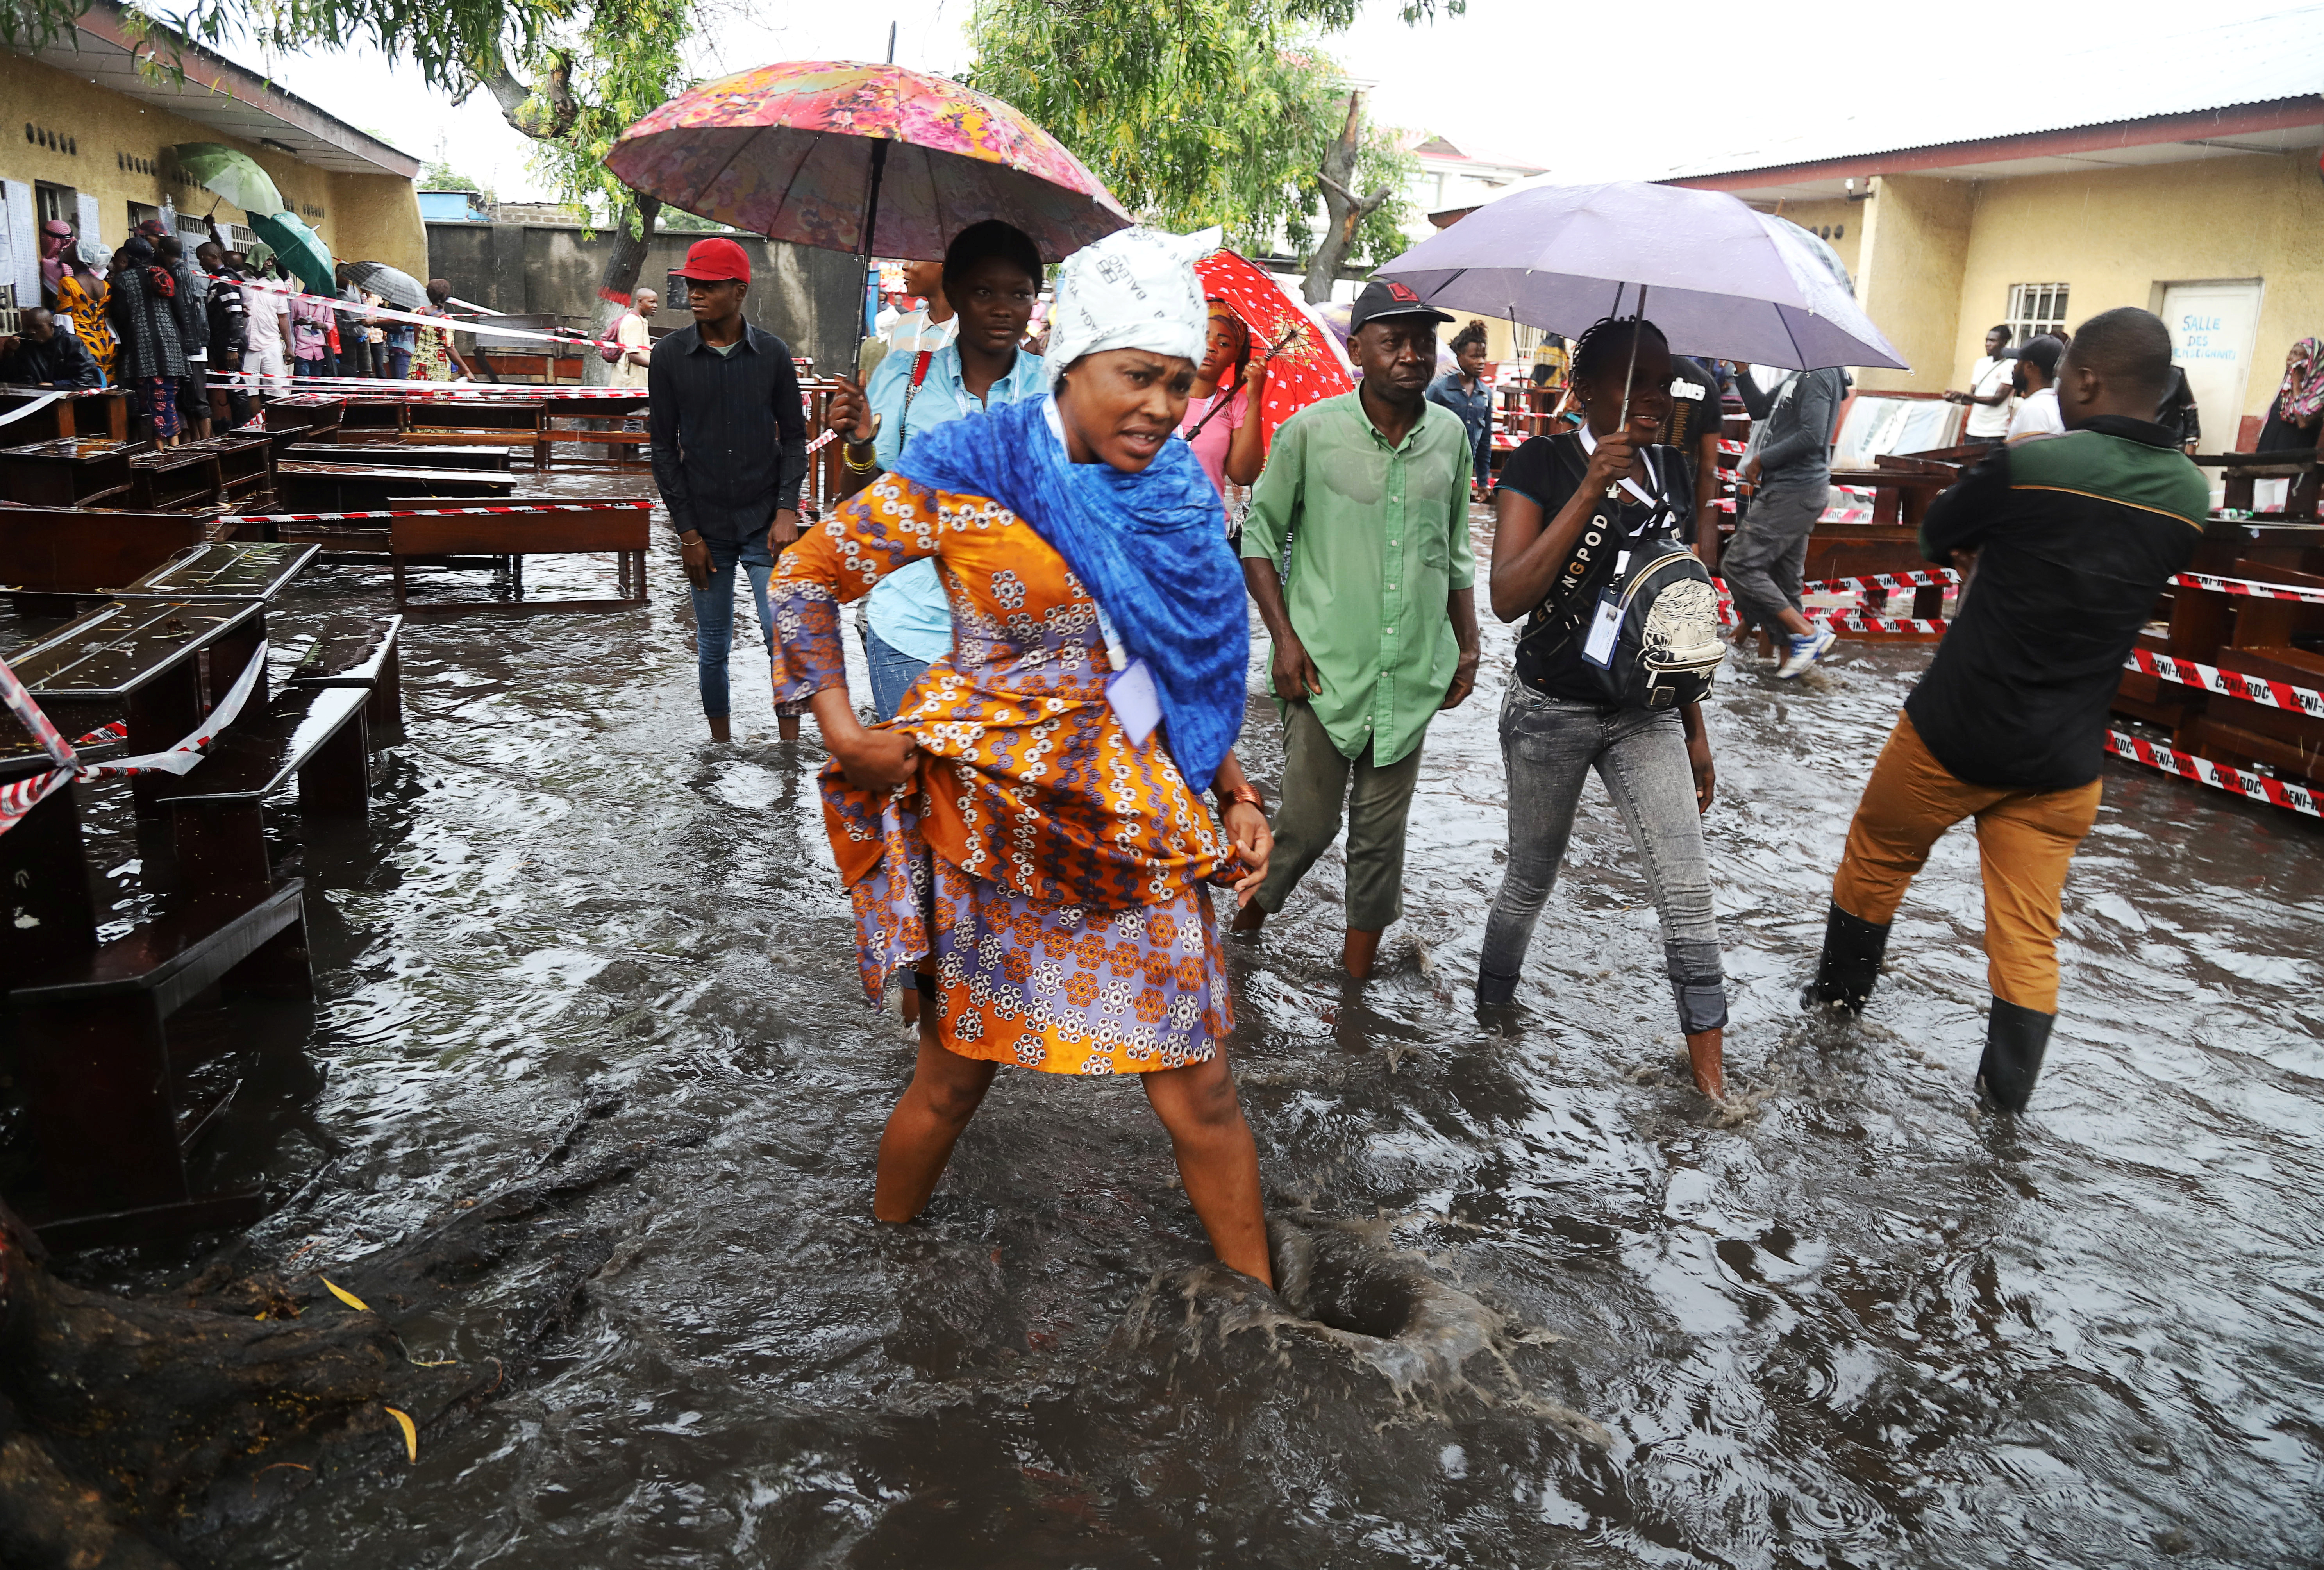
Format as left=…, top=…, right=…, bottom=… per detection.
left=1516, top=436, right=1727, bottom=709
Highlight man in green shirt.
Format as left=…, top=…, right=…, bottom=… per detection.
left=1234, top=279, right=1482, bottom=979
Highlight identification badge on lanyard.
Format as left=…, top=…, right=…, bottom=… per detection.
left=1093, top=603, right=1161, bottom=746
left=1581, top=590, right=1624, bottom=669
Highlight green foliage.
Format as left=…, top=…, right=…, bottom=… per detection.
left=2, top=0, right=550, bottom=99
left=8, top=0, right=690, bottom=243
left=485, top=0, right=692, bottom=239
left=966, top=0, right=1422, bottom=270
left=657, top=207, right=737, bottom=234
left=418, top=160, right=487, bottom=195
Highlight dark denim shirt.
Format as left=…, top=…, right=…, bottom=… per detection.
left=1425, top=370, right=1493, bottom=464
left=647, top=321, right=809, bottom=542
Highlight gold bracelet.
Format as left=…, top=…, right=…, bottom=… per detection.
left=842, top=444, right=878, bottom=474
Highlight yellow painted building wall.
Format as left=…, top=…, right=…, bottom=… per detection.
left=1854, top=172, right=1976, bottom=394
left=0, top=52, right=423, bottom=272
left=1947, top=152, right=2324, bottom=430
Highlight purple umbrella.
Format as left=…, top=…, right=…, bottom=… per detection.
left=1375, top=180, right=1907, bottom=372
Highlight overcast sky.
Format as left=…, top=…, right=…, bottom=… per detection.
left=250, top=0, right=2311, bottom=202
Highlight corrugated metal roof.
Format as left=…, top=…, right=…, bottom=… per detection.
left=1659, top=7, right=2324, bottom=181
left=14, top=2, right=421, bottom=180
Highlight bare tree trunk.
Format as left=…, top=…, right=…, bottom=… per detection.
left=584, top=194, right=662, bottom=387
left=1302, top=91, right=1393, bottom=306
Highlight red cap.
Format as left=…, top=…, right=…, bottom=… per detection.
left=136, top=218, right=172, bottom=238
left=679, top=237, right=751, bottom=283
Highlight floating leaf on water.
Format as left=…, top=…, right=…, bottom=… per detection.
left=385, top=1406, right=417, bottom=1462
left=322, top=1278, right=370, bottom=1313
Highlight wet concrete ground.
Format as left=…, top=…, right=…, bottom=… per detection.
left=13, top=486, right=2323, bottom=1568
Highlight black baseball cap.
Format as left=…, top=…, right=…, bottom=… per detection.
left=1350, top=277, right=1454, bottom=332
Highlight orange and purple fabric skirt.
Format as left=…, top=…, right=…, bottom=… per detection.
left=850, top=816, right=1233, bottom=1077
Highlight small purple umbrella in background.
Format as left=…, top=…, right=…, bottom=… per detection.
left=1374, top=180, right=1907, bottom=373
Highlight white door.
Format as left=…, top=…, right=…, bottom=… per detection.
left=2161, top=280, right=2264, bottom=453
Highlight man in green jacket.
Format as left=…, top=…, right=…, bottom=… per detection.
left=1234, top=279, right=1482, bottom=980
left=1802, top=307, right=2208, bottom=1112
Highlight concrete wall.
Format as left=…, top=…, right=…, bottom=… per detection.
left=426, top=221, right=867, bottom=375
left=0, top=52, right=424, bottom=272
left=1950, top=152, right=2324, bottom=429
left=1854, top=173, right=1977, bottom=395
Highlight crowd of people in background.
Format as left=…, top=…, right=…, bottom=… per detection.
left=664, top=221, right=2225, bottom=1280
left=0, top=213, right=476, bottom=443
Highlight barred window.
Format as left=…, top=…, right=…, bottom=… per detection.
left=2006, top=283, right=2070, bottom=345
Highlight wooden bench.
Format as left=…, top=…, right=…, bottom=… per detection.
left=287, top=611, right=404, bottom=733
left=390, top=500, right=650, bottom=614
left=1, top=436, right=138, bottom=508
left=0, top=384, right=132, bottom=443
left=127, top=443, right=223, bottom=513
left=286, top=440, right=514, bottom=472
left=5, top=595, right=269, bottom=815
left=2198, top=450, right=2319, bottom=519
left=7, top=879, right=311, bottom=1250
left=0, top=506, right=211, bottom=604
left=0, top=627, right=358, bottom=1248
left=276, top=459, right=517, bottom=513
left=1, top=591, right=404, bottom=1248
left=407, top=400, right=550, bottom=471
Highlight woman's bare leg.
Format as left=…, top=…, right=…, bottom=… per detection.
left=872, top=1004, right=998, bottom=1223
left=1143, top=1049, right=1272, bottom=1287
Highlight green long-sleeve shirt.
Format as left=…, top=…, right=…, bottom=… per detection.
left=1240, top=391, right=1475, bottom=766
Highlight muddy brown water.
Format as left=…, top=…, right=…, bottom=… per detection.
left=12, top=484, right=2323, bottom=1568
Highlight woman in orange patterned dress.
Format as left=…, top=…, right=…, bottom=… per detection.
left=772, top=228, right=1276, bottom=1284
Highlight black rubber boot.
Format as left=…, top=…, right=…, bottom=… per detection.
left=1799, top=903, right=1891, bottom=1012
left=1977, top=998, right=2054, bottom=1113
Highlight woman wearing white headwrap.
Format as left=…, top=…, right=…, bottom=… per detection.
left=770, top=228, right=1278, bottom=1285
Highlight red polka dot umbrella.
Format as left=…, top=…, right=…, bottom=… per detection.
left=1193, top=248, right=1355, bottom=448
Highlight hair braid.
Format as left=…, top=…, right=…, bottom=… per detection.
left=1568, top=315, right=1669, bottom=384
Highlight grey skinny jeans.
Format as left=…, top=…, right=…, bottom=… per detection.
left=1476, top=682, right=1728, bottom=1033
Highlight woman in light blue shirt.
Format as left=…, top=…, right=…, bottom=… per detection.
left=827, top=221, right=1047, bottom=719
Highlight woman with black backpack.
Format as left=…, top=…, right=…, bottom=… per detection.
left=1474, top=316, right=1731, bottom=1100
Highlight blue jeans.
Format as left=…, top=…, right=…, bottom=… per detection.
left=863, top=627, right=931, bottom=722
left=386, top=347, right=411, bottom=380
left=691, top=534, right=775, bottom=720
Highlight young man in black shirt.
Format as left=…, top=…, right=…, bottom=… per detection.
left=647, top=237, right=811, bottom=743
left=1803, top=308, right=2208, bottom=1113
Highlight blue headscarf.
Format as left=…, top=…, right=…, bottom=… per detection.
left=895, top=394, right=1248, bottom=792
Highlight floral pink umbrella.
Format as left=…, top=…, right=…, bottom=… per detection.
left=607, top=60, right=1133, bottom=263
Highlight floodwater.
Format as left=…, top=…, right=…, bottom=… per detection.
left=18, top=482, right=2324, bottom=1568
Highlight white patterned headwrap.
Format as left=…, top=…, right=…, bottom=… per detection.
left=1043, top=226, right=1218, bottom=389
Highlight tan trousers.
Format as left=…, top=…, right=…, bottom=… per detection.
left=1831, top=712, right=2101, bottom=1013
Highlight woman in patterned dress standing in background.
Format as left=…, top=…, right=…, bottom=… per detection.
left=770, top=227, right=1277, bottom=1285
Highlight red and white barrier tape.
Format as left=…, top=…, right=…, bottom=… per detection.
left=1828, top=612, right=1947, bottom=634
left=2105, top=728, right=2320, bottom=818
left=2125, top=647, right=2324, bottom=721
left=214, top=500, right=656, bottom=527
left=0, top=641, right=265, bottom=836
left=214, top=274, right=624, bottom=349
left=1, top=652, right=77, bottom=769
left=1801, top=568, right=1960, bottom=595
left=2170, top=570, right=2324, bottom=605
